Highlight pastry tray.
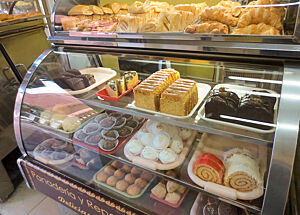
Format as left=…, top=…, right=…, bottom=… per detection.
left=128, top=83, right=211, bottom=119
left=72, top=115, right=145, bottom=155
left=95, top=80, right=141, bottom=101
left=187, top=133, right=267, bottom=201
left=198, top=84, right=279, bottom=133
left=93, top=162, right=155, bottom=199
left=124, top=126, right=197, bottom=170
left=66, top=67, right=116, bottom=95
left=150, top=181, right=189, bottom=208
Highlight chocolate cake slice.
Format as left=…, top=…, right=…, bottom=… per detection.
left=205, top=87, right=239, bottom=120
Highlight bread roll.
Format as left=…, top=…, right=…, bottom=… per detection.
left=68, top=5, right=93, bottom=16
left=90, top=5, right=104, bottom=15
left=104, top=3, right=121, bottom=14
left=102, top=7, right=113, bottom=14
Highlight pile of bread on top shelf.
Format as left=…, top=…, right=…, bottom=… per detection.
left=0, top=11, right=43, bottom=23
left=61, top=0, right=285, bottom=35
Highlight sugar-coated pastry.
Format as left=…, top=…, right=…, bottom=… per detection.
left=96, top=172, right=108, bottom=182
left=134, top=178, right=147, bottom=188
left=121, top=165, right=132, bottom=173
left=166, top=181, right=179, bottom=193
left=138, top=132, right=154, bottom=146
left=124, top=173, right=136, bottom=184
left=176, top=184, right=186, bottom=194
left=126, top=184, right=141, bottom=196
left=127, top=139, right=144, bottom=155
left=170, top=136, right=184, bottom=154
left=106, top=176, right=118, bottom=187
left=116, top=180, right=129, bottom=192
left=131, top=167, right=142, bottom=175
left=165, top=192, right=181, bottom=204
left=103, top=165, right=115, bottom=176
left=141, top=146, right=159, bottom=161
left=140, top=171, right=153, bottom=181
left=114, top=169, right=125, bottom=179
left=62, top=116, right=81, bottom=132
left=152, top=133, right=170, bottom=150
left=179, top=128, right=192, bottom=141
left=151, top=183, right=167, bottom=199
left=159, top=149, right=177, bottom=164
left=111, top=160, right=123, bottom=169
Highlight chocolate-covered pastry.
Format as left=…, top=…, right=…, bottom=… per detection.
left=218, top=202, right=238, bottom=215
left=205, top=88, right=239, bottom=120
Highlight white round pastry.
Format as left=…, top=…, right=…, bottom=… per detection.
left=170, top=136, right=184, bottom=154
left=138, top=132, right=154, bottom=146
left=179, top=128, right=192, bottom=141
left=127, top=139, right=144, bottom=155
left=141, top=146, right=158, bottom=161
left=159, top=148, right=177, bottom=164
left=151, top=132, right=170, bottom=150
left=145, top=120, right=162, bottom=133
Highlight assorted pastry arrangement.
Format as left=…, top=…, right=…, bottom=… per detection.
left=133, top=68, right=198, bottom=116
left=60, top=0, right=285, bottom=35
left=0, top=11, right=43, bottom=23
left=73, top=148, right=102, bottom=170
left=104, top=71, right=139, bottom=98
left=204, top=87, right=276, bottom=129
left=73, top=110, right=145, bottom=152
left=94, top=161, right=154, bottom=197
left=193, top=148, right=262, bottom=193
left=125, top=120, right=195, bottom=169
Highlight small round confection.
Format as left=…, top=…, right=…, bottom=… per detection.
left=140, top=171, right=153, bottom=181
left=137, top=132, right=154, bottom=146
left=131, top=167, right=142, bottom=175
left=151, top=133, right=170, bottom=150
left=121, top=165, right=132, bottom=173
left=116, top=180, right=129, bottom=192
left=134, top=178, right=147, bottom=188
left=126, top=139, right=144, bottom=155
left=103, top=165, right=115, bottom=176
left=159, top=148, right=177, bottom=164
left=170, top=136, right=184, bottom=154
left=126, top=184, right=141, bottom=196
left=111, top=160, right=123, bottom=169
left=114, top=169, right=125, bottom=179
left=62, top=116, right=81, bottom=132
left=141, top=146, right=158, bottom=161
left=106, top=176, right=118, bottom=187
left=124, top=174, right=136, bottom=184
left=96, top=172, right=108, bottom=182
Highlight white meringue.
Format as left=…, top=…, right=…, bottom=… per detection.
left=138, top=132, right=154, bottom=146
left=170, top=136, right=184, bottom=154
left=141, top=146, right=158, bottom=161
left=127, top=139, right=144, bottom=155
left=159, top=148, right=177, bottom=164
left=151, top=132, right=170, bottom=150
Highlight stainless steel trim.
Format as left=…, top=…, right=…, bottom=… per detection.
left=262, top=62, right=300, bottom=215
left=13, top=47, right=54, bottom=155
left=17, top=156, right=32, bottom=189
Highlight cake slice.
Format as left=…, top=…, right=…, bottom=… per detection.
left=105, top=80, right=119, bottom=97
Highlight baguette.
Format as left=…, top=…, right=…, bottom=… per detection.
left=68, top=5, right=93, bottom=16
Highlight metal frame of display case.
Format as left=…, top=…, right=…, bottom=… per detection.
left=13, top=45, right=300, bottom=215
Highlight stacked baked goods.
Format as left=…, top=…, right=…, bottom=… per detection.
left=185, top=0, right=284, bottom=35
left=193, top=148, right=262, bottom=192
left=73, top=110, right=145, bottom=151
left=126, top=120, right=193, bottom=164
left=105, top=71, right=139, bottom=98
left=0, top=11, right=43, bottom=23
left=204, top=87, right=276, bottom=129
left=94, top=161, right=153, bottom=196
left=53, top=69, right=96, bottom=91
left=134, top=68, right=198, bottom=116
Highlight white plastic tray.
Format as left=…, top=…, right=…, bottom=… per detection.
left=129, top=83, right=211, bottom=119
left=187, top=133, right=267, bottom=201
left=198, top=84, right=279, bottom=133
left=67, top=67, right=116, bottom=95
left=124, top=126, right=197, bottom=170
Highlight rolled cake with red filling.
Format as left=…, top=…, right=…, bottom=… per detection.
left=193, top=153, right=225, bottom=184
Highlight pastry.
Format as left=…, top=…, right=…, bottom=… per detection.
left=50, top=114, right=66, bottom=129
left=179, top=128, right=192, bottom=141
left=125, top=173, right=136, bottom=184
left=116, top=77, right=126, bottom=95
left=205, top=88, right=239, bottom=120
left=105, top=80, right=119, bottom=98
left=97, top=172, right=108, bottom=182
left=244, top=0, right=285, bottom=18
left=125, top=120, right=139, bottom=129
left=122, top=165, right=132, bottom=173
left=217, top=0, right=242, bottom=16
left=140, top=171, right=153, bottom=181
left=85, top=134, right=102, bottom=145
left=101, top=130, right=119, bottom=140
left=174, top=3, right=208, bottom=19
left=83, top=123, right=99, bottom=134
left=159, top=149, right=177, bottom=164
left=170, top=136, right=184, bottom=154
left=103, top=165, right=115, bottom=176
left=165, top=192, right=181, bottom=204
left=185, top=21, right=229, bottom=34
left=104, top=3, right=121, bottom=14
left=124, top=71, right=139, bottom=89
left=151, top=133, right=170, bottom=150
left=151, top=183, right=167, bottom=199
left=111, top=160, right=123, bottom=169
left=117, top=126, right=133, bottom=138
left=102, top=7, right=114, bottom=14
left=126, top=184, right=141, bottom=196
left=134, top=178, right=147, bottom=188
left=39, top=110, right=52, bottom=125
left=224, top=152, right=261, bottom=192
left=127, top=139, right=144, bottom=155
left=109, top=112, right=123, bottom=119
left=74, top=129, right=88, bottom=141
left=106, top=176, right=118, bottom=187
left=0, top=14, right=14, bottom=21
left=62, top=116, right=80, bottom=132
left=99, top=117, right=116, bottom=130
left=166, top=181, right=179, bottom=193
left=137, top=132, right=154, bottom=146
left=141, top=146, right=159, bottom=161
left=114, top=117, right=126, bottom=129
left=231, top=23, right=280, bottom=35
left=176, top=185, right=186, bottom=194
left=122, top=114, right=133, bottom=121
left=131, top=167, right=142, bottom=175
left=193, top=153, right=225, bottom=184
left=99, top=139, right=118, bottom=151
left=68, top=5, right=93, bottom=16
left=200, top=6, right=238, bottom=26
left=90, top=5, right=104, bottom=15
left=116, top=180, right=129, bottom=192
